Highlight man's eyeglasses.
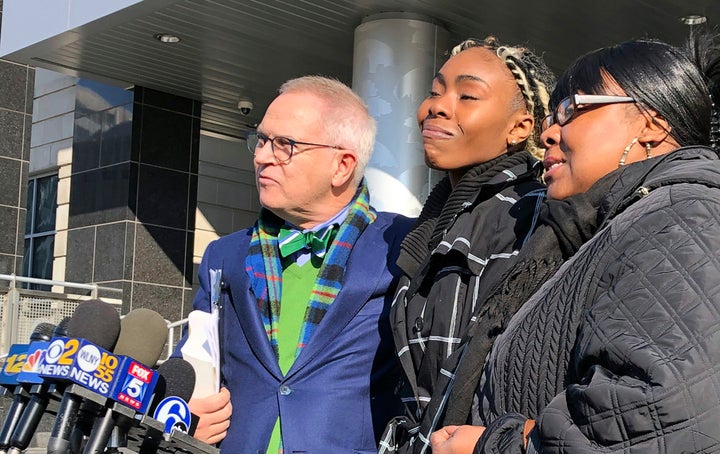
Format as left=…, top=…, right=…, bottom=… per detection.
left=246, top=131, right=342, bottom=162
left=542, top=94, right=636, bottom=132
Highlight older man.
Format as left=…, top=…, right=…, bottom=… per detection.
left=185, top=76, right=412, bottom=453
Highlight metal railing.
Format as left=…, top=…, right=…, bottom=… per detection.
left=166, top=318, right=188, bottom=360
left=0, top=273, right=122, bottom=298
left=0, top=274, right=189, bottom=362
left=0, top=274, right=123, bottom=357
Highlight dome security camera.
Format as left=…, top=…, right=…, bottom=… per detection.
left=238, top=100, right=253, bottom=116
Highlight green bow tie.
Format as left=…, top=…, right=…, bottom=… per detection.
left=277, top=224, right=336, bottom=259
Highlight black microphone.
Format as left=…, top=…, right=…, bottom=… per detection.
left=57, top=314, right=105, bottom=453
left=135, top=358, right=197, bottom=453
left=82, top=308, right=169, bottom=454
left=131, top=358, right=216, bottom=454
left=52, top=316, right=71, bottom=338
left=42, top=300, right=121, bottom=454
left=150, top=358, right=196, bottom=415
left=0, top=322, right=55, bottom=454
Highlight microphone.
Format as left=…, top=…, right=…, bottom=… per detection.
left=0, top=322, right=55, bottom=454
left=40, top=299, right=121, bottom=454
left=114, top=308, right=169, bottom=367
left=81, top=308, right=168, bottom=454
left=149, top=357, right=196, bottom=433
left=133, top=358, right=203, bottom=454
left=53, top=317, right=71, bottom=338
left=1, top=320, right=70, bottom=454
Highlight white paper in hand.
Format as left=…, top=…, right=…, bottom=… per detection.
left=181, top=310, right=220, bottom=399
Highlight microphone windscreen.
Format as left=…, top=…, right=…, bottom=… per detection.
left=155, top=358, right=196, bottom=403
left=53, top=317, right=71, bottom=337
left=30, top=322, right=57, bottom=341
left=67, top=299, right=121, bottom=351
left=114, top=308, right=168, bottom=366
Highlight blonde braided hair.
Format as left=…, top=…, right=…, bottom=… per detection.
left=451, top=37, right=555, bottom=159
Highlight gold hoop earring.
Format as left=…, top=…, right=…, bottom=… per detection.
left=618, top=136, right=639, bottom=167
left=645, top=142, right=653, bottom=159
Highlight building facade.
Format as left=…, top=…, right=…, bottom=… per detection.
left=0, top=0, right=710, bottom=321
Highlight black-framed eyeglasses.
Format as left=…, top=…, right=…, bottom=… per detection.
left=542, top=94, right=636, bottom=132
left=246, top=131, right=343, bottom=162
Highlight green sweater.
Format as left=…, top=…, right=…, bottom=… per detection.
left=267, top=258, right=321, bottom=453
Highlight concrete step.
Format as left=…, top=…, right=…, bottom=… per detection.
left=20, top=433, right=138, bottom=453
left=18, top=431, right=49, bottom=452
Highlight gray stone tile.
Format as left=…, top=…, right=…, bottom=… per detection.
left=22, top=114, right=31, bottom=161
left=0, top=206, right=18, bottom=255
left=68, top=163, right=134, bottom=228
left=24, top=67, right=35, bottom=115
left=133, top=224, right=186, bottom=287
left=0, top=60, right=28, bottom=112
left=0, top=157, right=21, bottom=206
left=65, top=226, right=96, bottom=283
left=0, top=109, right=24, bottom=159
left=0, top=255, right=24, bottom=277
left=136, top=165, right=189, bottom=229
left=141, top=87, right=193, bottom=115
left=124, top=222, right=136, bottom=280
left=183, top=288, right=195, bottom=318
left=183, top=231, right=194, bottom=287
left=130, top=282, right=184, bottom=322
left=138, top=105, right=192, bottom=171
left=93, top=222, right=129, bottom=282
left=19, top=161, right=28, bottom=212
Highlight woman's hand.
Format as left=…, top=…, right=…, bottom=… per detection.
left=430, top=424, right=486, bottom=454
left=188, top=387, right=232, bottom=445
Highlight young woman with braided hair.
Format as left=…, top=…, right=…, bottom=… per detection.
left=429, top=35, right=720, bottom=454
left=380, top=36, right=554, bottom=452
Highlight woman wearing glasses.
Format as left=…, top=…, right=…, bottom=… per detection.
left=382, top=36, right=554, bottom=451
left=429, top=36, right=720, bottom=453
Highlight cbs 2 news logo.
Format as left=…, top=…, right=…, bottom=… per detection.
left=42, top=339, right=118, bottom=393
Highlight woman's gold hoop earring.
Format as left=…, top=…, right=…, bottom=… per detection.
left=618, top=136, right=639, bottom=167
left=645, top=142, right=653, bottom=158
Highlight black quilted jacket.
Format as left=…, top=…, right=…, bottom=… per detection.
left=474, top=147, right=720, bottom=453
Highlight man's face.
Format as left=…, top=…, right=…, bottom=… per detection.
left=253, top=91, right=340, bottom=227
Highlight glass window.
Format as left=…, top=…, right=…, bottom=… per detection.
left=23, top=174, right=58, bottom=291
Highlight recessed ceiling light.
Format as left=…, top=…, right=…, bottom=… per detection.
left=153, top=33, right=181, bottom=44
left=680, top=15, right=707, bottom=25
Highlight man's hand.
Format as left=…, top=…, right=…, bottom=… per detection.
left=189, top=387, right=232, bottom=445
left=430, top=424, right=486, bottom=454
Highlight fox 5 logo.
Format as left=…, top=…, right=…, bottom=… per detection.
left=153, top=396, right=191, bottom=433
left=119, top=375, right=149, bottom=409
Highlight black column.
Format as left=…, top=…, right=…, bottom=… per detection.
left=65, top=82, right=200, bottom=321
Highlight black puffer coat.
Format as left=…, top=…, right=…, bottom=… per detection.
left=474, top=147, right=720, bottom=453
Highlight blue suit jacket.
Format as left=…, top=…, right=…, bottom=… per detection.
left=189, top=211, right=413, bottom=453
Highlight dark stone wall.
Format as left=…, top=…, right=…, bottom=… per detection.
left=0, top=0, right=34, bottom=277
left=65, top=83, right=200, bottom=321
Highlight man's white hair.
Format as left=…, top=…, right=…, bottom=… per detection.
left=279, top=76, right=376, bottom=186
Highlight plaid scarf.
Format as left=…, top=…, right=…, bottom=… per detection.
left=246, top=182, right=377, bottom=360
